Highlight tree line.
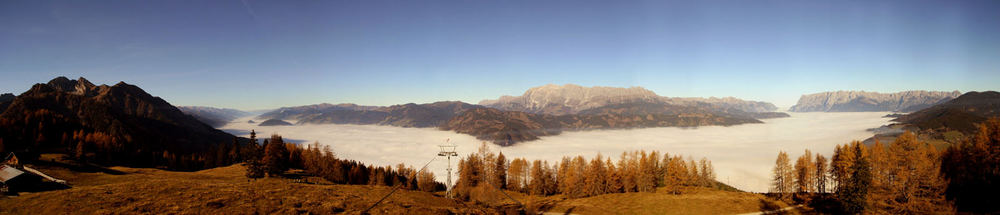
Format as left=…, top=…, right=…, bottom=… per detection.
left=242, top=131, right=444, bottom=192
left=772, top=118, right=1000, bottom=214
left=452, top=143, right=719, bottom=200
left=0, top=109, right=250, bottom=171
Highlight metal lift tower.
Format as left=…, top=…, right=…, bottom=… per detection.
left=437, top=139, right=458, bottom=198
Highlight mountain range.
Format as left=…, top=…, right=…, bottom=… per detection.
left=255, top=84, right=787, bottom=146
left=0, top=77, right=241, bottom=167
left=479, top=84, right=779, bottom=115
left=789, top=90, right=961, bottom=112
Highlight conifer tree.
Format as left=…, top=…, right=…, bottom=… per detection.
left=637, top=151, right=656, bottom=192
left=700, top=158, right=715, bottom=188
left=557, top=156, right=574, bottom=194
left=772, top=151, right=795, bottom=199
left=584, top=154, right=607, bottom=196
left=508, top=158, right=528, bottom=192
left=831, top=143, right=856, bottom=192
left=941, top=117, right=1000, bottom=213
left=620, top=152, right=638, bottom=192
left=794, top=149, right=815, bottom=193
left=883, top=132, right=949, bottom=213
left=663, top=156, right=685, bottom=194
left=417, top=169, right=437, bottom=192
left=605, top=158, right=623, bottom=193
left=529, top=160, right=546, bottom=195
left=688, top=158, right=700, bottom=186
left=867, top=140, right=890, bottom=209
left=262, top=134, right=288, bottom=177
left=839, top=143, right=872, bottom=214
left=567, top=156, right=587, bottom=197
left=814, top=154, right=828, bottom=193
left=494, top=152, right=508, bottom=189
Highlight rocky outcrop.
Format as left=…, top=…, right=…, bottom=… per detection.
left=478, top=84, right=662, bottom=115
left=789, top=90, right=961, bottom=112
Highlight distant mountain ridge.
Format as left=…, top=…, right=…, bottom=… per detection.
left=479, top=84, right=779, bottom=115
left=258, top=119, right=293, bottom=126
left=256, top=103, right=382, bottom=121
left=789, top=90, right=961, bottom=112
left=293, top=101, right=480, bottom=127
left=178, top=106, right=251, bottom=127
left=444, top=103, right=762, bottom=146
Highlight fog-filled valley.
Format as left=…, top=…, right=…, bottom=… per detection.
left=221, top=112, right=891, bottom=192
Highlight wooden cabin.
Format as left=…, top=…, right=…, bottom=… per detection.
left=1, top=153, right=66, bottom=194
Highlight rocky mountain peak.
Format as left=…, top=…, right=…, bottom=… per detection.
left=479, top=84, right=777, bottom=115
left=41, top=76, right=105, bottom=96
left=789, top=90, right=962, bottom=112
left=479, top=84, right=661, bottom=115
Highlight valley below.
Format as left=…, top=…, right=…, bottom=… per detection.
left=220, top=111, right=892, bottom=193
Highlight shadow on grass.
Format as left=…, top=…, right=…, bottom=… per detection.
left=33, top=158, right=125, bottom=175
left=806, top=194, right=844, bottom=214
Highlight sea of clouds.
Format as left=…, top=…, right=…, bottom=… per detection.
left=220, top=112, right=892, bottom=192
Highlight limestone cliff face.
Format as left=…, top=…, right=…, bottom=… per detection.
left=479, top=84, right=778, bottom=115
left=789, top=90, right=961, bottom=112
left=478, top=84, right=661, bottom=115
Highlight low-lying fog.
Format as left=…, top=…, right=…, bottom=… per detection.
left=221, top=112, right=892, bottom=192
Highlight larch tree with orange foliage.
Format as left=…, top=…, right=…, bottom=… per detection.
left=771, top=151, right=795, bottom=199
left=814, top=154, right=828, bottom=193
left=507, top=158, right=528, bottom=192
left=881, top=132, right=950, bottom=214
left=794, top=149, right=815, bottom=193
left=583, top=154, right=608, bottom=197
left=941, top=117, right=1000, bottom=213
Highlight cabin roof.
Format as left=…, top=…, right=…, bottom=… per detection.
left=0, top=165, right=24, bottom=183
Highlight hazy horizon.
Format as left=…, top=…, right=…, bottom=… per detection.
left=0, top=77, right=973, bottom=111
left=3, top=1, right=999, bottom=110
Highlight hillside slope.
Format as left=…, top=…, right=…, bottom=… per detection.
left=1, top=156, right=795, bottom=214
left=534, top=187, right=796, bottom=215
left=0, top=160, right=487, bottom=214
left=0, top=77, right=240, bottom=167
left=894, top=91, right=1000, bottom=133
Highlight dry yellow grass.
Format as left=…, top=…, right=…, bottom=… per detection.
left=0, top=157, right=488, bottom=214
left=1, top=155, right=798, bottom=215
left=507, top=187, right=797, bottom=215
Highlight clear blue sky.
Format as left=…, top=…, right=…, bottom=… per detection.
left=2, top=0, right=998, bottom=110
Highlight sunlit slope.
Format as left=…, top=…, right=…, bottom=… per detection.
left=0, top=160, right=487, bottom=214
